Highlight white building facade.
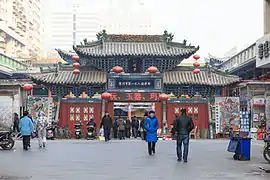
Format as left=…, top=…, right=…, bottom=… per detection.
left=0, top=0, right=44, bottom=62
left=44, top=0, right=100, bottom=58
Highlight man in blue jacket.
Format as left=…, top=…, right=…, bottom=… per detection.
left=19, top=111, right=34, bottom=151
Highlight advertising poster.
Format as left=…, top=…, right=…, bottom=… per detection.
left=215, top=97, right=240, bottom=133
left=0, top=96, right=13, bottom=128
left=27, top=96, right=49, bottom=121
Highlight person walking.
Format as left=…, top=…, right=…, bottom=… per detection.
left=19, top=111, right=34, bottom=151
left=13, top=113, right=20, bottom=133
left=117, top=116, right=125, bottom=140
left=173, top=108, right=194, bottom=163
left=140, top=112, right=148, bottom=140
left=113, top=119, right=118, bottom=139
left=125, top=119, right=132, bottom=138
left=144, top=110, right=159, bottom=155
left=132, top=116, right=139, bottom=138
left=36, top=111, right=49, bottom=148
left=100, top=112, right=113, bottom=142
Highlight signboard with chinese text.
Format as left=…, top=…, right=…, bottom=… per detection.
left=256, top=33, right=270, bottom=68
left=115, top=79, right=155, bottom=89
left=107, top=73, right=162, bottom=92
left=253, top=98, right=265, bottom=106
left=109, top=92, right=160, bottom=102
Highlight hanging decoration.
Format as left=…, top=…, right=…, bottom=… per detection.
left=72, top=55, right=80, bottom=61
left=73, top=69, right=80, bottom=74
left=193, top=54, right=200, bottom=75
left=193, top=55, right=200, bottom=60
left=112, top=66, right=123, bottom=73
left=65, top=92, right=75, bottom=98
left=101, top=92, right=112, bottom=100
left=79, top=92, right=89, bottom=98
left=23, top=84, right=33, bottom=91
left=159, top=93, right=169, bottom=101
left=72, top=55, right=80, bottom=74
left=72, top=62, right=80, bottom=68
left=193, top=68, right=200, bottom=74
left=258, top=72, right=270, bottom=81
left=147, top=66, right=158, bottom=73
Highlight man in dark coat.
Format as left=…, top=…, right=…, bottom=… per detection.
left=140, top=112, right=148, bottom=140
left=173, top=108, right=194, bottom=163
left=132, top=116, right=139, bottom=138
left=125, top=119, right=132, bottom=138
left=13, top=113, right=20, bottom=133
left=100, top=112, right=113, bottom=142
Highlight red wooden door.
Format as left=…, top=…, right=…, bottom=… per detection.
left=167, top=103, right=208, bottom=138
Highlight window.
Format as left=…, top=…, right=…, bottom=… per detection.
left=73, top=32, right=76, bottom=40
left=73, top=23, right=76, bottom=31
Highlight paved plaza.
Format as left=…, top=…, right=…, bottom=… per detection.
left=0, top=139, right=270, bottom=180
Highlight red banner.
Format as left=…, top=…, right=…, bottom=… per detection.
left=109, top=92, right=160, bottom=101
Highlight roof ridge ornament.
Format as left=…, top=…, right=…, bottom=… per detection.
left=162, top=30, right=174, bottom=43
left=96, top=29, right=108, bottom=42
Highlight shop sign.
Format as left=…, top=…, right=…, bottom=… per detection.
left=109, top=92, right=160, bottom=102
left=115, top=79, right=155, bottom=89
left=256, top=33, right=270, bottom=68
left=107, top=73, right=162, bottom=91
left=253, top=98, right=265, bottom=106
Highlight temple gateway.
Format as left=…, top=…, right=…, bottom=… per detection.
left=31, top=31, right=240, bottom=138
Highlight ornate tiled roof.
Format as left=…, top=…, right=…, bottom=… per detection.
left=31, top=68, right=240, bottom=87
left=163, top=68, right=240, bottom=86
left=73, top=34, right=199, bottom=57
left=31, top=70, right=106, bottom=85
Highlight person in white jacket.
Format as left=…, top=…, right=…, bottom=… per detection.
left=36, top=111, right=48, bottom=148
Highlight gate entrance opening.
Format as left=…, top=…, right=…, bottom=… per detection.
left=113, top=102, right=154, bottom=120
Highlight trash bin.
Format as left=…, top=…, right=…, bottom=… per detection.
left=227, top=137, right=251, bottom=161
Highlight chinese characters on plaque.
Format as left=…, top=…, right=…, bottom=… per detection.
left=258, top=41, right=269, bottom=59
left=110, top=92, right=160, bottom=101
left=115, top=79, right=155, bottom=89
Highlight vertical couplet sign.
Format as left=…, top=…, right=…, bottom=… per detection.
left=109, top=92, right=160, bottom=101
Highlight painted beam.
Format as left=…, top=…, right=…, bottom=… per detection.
left=0, top=53, right=27, bottom=70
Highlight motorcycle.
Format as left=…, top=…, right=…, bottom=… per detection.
left=263, top=132, right=270, bottom=163
left=0, top=131, right=15, bottom=150
left=74, top=124, right=82, bottom=139
left=86, top=125, right=96, bottom=140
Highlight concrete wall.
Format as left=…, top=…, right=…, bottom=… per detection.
left=265, top=0, right=270, bottom=35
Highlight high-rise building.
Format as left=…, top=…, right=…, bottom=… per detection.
left=100, top=0, right=155, bottom=34
left=0, top=0, right=44, bottom=63
left=44, top=0, right=100, bottom=59
left=264, top=0, right=270, bottom=35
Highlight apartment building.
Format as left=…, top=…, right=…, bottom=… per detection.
left=0, top=0, right=44, bottom=63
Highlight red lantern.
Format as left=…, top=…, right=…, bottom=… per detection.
left=193, top=68, right=200, bottom=74
left=23, top=84, right=33, bottom=91
left=193, top=55, right=200, bottom=60
left=193, top=61, right=200, bottom=67
left=72, top=55, right=80, bottom=61
left=73, top=69, right=80, bottom=74
left=101, top=92, right=112, bottom=100
left=259, top=75, right=265, bottom=79
left=147, top=66, right=158, bottom=73
left=73, top=62, right=80, bottom=68
left=159, top=93, right=169, bottom=101
left=112, top=66, right=123, bottom=73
